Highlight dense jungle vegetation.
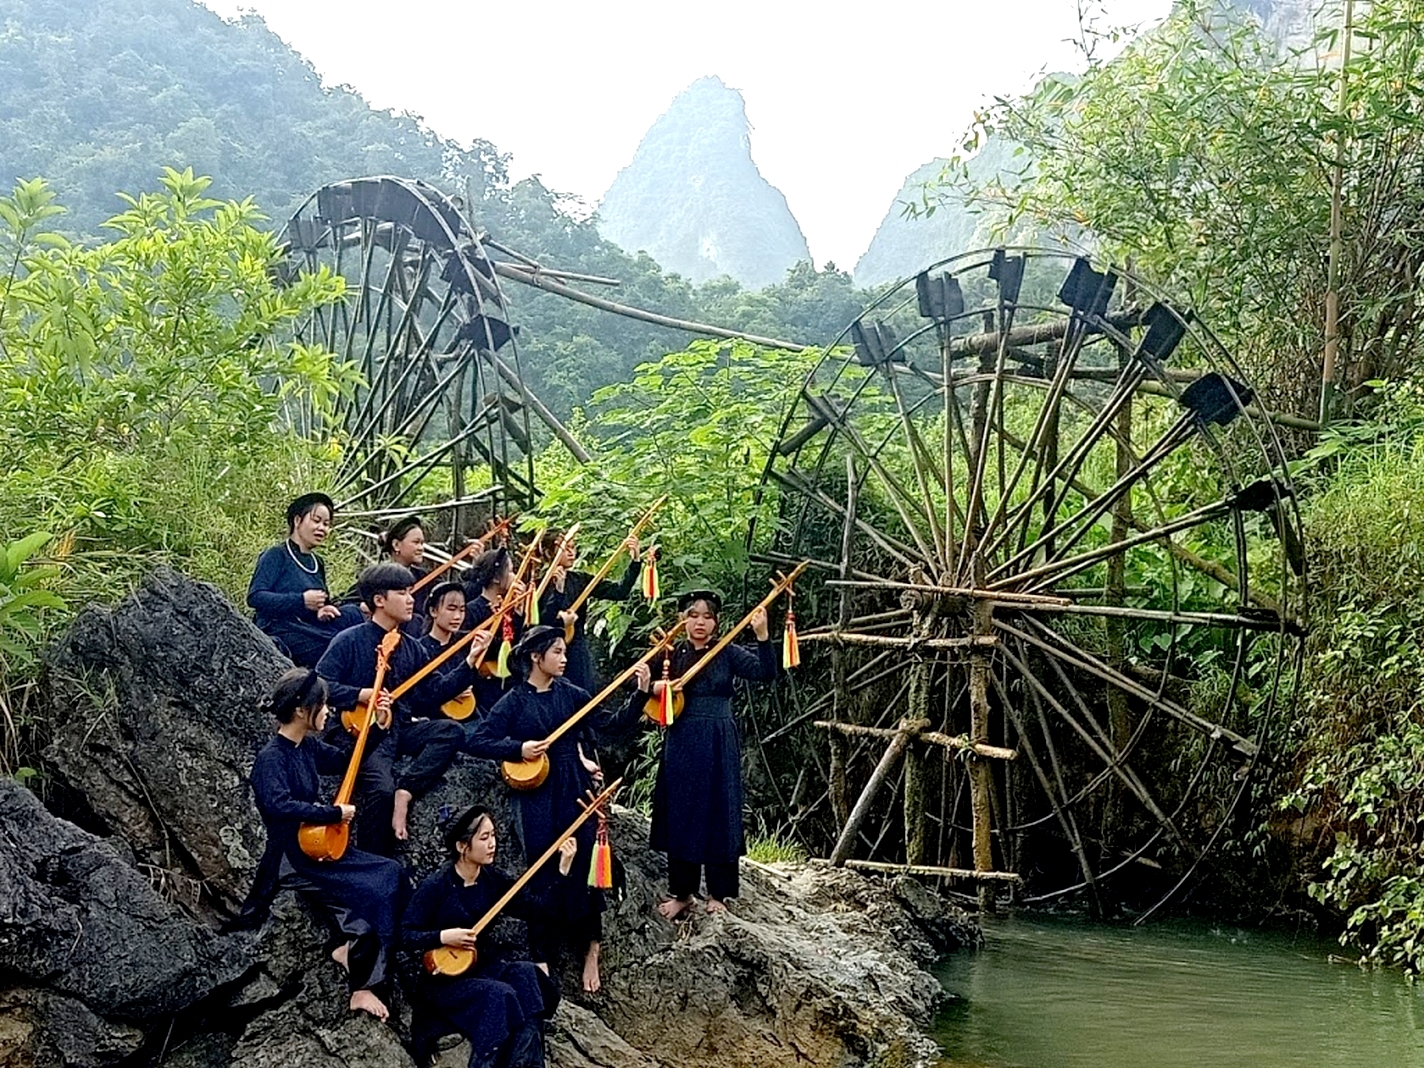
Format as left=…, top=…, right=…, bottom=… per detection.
left=6, top=0, right=1424, bottom=972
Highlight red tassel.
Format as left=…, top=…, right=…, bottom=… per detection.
left=641, top=547, right=660, bottom=601
left=588, top=810, right=614, bottom=889
left=782, top=607, right=800, bottom=669
left=495, top=614, right=515, bottom=679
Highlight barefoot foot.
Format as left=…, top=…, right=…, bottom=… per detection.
left=349, top=988, right=389, bottom=1021
left=582, top=942, right=601, bottom=994
left=706, top=897, right=728, bottom=915
left=392, top=789, right=412, bottom=841
left=331, top=941, right=351, bottom=971
left=656, top=896, right=695, bottom=921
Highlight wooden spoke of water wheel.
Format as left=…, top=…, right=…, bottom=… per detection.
left=275, top=176, right=584, bottom=527
left=753, top=248, right=1306, bottom=909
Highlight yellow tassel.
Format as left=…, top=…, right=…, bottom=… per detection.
left=782, top=608, right=800, bottom=669
left=527, top=594, right=541, bottom=626
left=495, top=639, right=511, bottom=679
left=641, top=548, right=660, bottom=601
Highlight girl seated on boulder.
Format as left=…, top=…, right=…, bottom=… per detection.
left=247, top=492, right=365, bottom=667
left=241, top=667, right=402, bottom=1020
left=403, top=805, right=575, bottom=1068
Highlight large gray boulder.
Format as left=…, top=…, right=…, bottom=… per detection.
left=43, top=567, right=288, bottom=910
left=0, top=778, right=248, bottom=1067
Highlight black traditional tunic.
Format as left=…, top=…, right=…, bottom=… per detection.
left=403, top=862, right=567, bottom=1066
left=649, top=640, right=778, bottom=864
left=247, top=734, right=401, bottom=988
left=536, top=560, right=641, bottom=693
left=246, top=542, right=364, bottom=666
left=464, top=679, right=605, bottom=953
left=315, top=622, right=473, bottom=854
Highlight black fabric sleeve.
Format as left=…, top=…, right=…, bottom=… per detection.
left=725, top=639, right=779, bottom=683
left=463, top=690, right=527, bottom=762
left=590, top=558, right=641, bottom=602
left=252, top=750, right=341, bottom=825
left=402, top=871, right=450, bottom=952
left=316, top=635, right=362, bottom=713
left=309, top=738, right=350, bottom=776
left=246, top=549, right=306, bottom=619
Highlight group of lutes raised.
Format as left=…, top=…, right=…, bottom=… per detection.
left=236, top=491, right=804, bottom=1068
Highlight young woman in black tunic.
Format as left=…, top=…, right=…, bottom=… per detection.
left=421, top=581, right=468, bottom=656
left=634, top=590, right=775, bottom=918
left=242, top=667, right=403, bottom=1020
left=536, top=529, right=642, bottom=694
left=247, top=492, right=365, bottom=666
left=403, top=806, right=576, bottom=1068
left=464, top=626, right=608, bottom=993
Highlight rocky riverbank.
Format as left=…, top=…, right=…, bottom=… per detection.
left=1, top=569, right=978, bottom=1067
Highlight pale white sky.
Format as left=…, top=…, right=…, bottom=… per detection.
left=201, top=0, right=1170, bottom=270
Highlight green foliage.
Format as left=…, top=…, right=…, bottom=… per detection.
left=0, top=533, right=64, bottom=667
left=533, top=339, right=820, bottom=633
left=0, top=171, right=351, bottom=628
left=746, top=835, right=809, bottom=865
left=937, top=0, right=1424, bottom=417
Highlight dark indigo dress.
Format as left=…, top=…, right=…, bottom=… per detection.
left=403, top=863, right=568, bottom=1067
left=247, top=542, right=364, bottom=666
left=247, top=734, right=402, bottom=989
left=464, top=679, right=605, bottom=952
left=535, top=560, right=641, bottom=693
left=649, top=640, right=777, bottom=864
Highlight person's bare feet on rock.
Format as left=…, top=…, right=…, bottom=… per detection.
left=331, top=941, right=350, bottom=971
left=350, top=988, right=389, bottom=1021
left=582, top=941, right=601, bottom=993
left=706, top=897, right=728, bottom=915
left=392, top=788, right=413, bottom=841
left=656, top=895, right=695, bottom=920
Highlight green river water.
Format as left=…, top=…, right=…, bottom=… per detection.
left=934, top=916, right=1424, bottom=1067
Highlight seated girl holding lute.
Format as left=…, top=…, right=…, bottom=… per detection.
left=403, top=806, right=576, bottom=1068
left=239, top=667, right=403, bottom=1020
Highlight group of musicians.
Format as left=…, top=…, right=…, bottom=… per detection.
left=238, top=491, right=778, bottom=1068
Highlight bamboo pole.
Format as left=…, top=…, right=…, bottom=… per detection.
left=828, top=718, right=926, bottom=867
left=841, top=860, right=1022, bottom=882
left=813, top=721, right=1016, bottom=761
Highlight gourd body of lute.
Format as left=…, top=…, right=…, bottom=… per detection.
left=422, top=945, right=476, bottom=975
left=500, top=753, right=551, bottom=791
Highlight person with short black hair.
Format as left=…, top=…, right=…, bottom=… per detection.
left=236, top=667, right=402, bottom=1021
left=632, top=589, right=775, bottom=919
left=317, top=562, right=492, bottom=856
left=247, top=493, right=365, bottom=666
left=403, top=806, right=575, bottom=1068
left=464, top=625, right=609, bottom=993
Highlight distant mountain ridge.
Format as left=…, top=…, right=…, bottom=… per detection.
left=597, top=76, right=810, bottom=289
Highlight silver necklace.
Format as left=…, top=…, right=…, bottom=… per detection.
left=286, top=540, right=320, bottom=575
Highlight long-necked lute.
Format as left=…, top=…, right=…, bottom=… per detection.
left=644, top=561, right=808, bottom=723
left=560, top=496, right=668, bottom=644
left=528, top=523, right=580, bottom=626
left=340, top=542, right=539, bottom=732
left=298, top=628, right=402, bottom=862
left=415, top=514, right=516, bottom=591
left=422, top=777, right=623, bottom=976
left=500, top=622, right=687, bottom=791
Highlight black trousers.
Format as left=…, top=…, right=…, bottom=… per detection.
left=667, top=857, right=739, bottom=901
left=345, top=719, right=463, bottom=856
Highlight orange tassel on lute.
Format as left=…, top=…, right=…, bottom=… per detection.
left=588, top=809, right=614, bottom=889
left=782, top=606, right=800, bottom=670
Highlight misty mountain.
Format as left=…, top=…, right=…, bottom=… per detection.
left=597, top=76, right=811, bottom=290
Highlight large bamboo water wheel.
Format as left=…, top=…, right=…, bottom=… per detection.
left=274, top=176, right=568, bottom=532
left=753, top=248, right=1306, bottom=910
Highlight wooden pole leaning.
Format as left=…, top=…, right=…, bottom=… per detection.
left=501, top=623, right=687, bottom=790
left=412, top=514, right=515, bottom=592
left=642, top=561, right=809, bottom=723
left=560, top=496, right=669, bottom=643
left=423, top=778, right=623, bottom=976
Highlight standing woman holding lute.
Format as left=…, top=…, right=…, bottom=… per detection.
left=536, top=528, right=641, bottom=693
left=634, top=588, right=779, bottom=918
left=241, top=667, right=402, bottom=1021
left=402, top=805, right=580, bottom=1068
left=464, top=625, right=610, bottom=993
